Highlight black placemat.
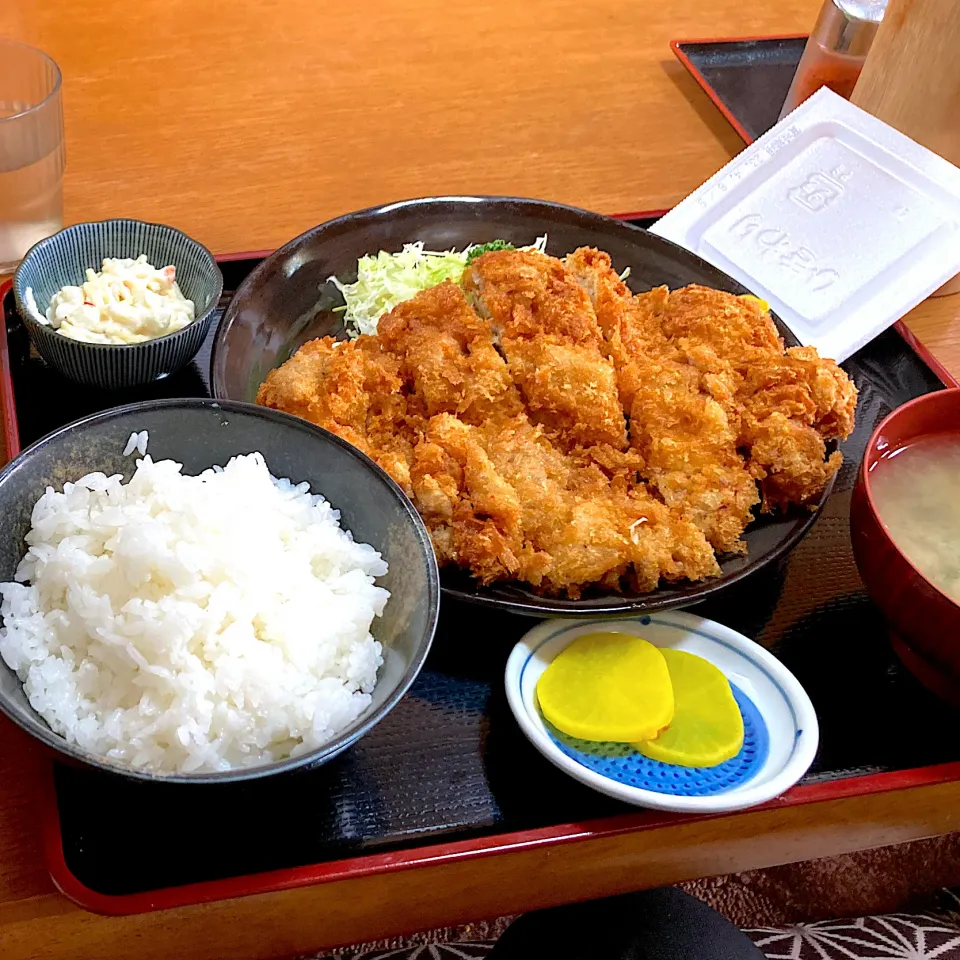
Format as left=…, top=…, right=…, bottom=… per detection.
left=4, top=223, right=957, bottom=901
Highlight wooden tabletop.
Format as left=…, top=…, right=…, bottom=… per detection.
left=2, top=1, right=960, bottom=958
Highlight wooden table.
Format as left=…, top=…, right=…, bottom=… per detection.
left=2, top=1, right=960, bottom=958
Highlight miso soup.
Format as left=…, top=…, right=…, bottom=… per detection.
left=870, top=433, right=960, bottom=605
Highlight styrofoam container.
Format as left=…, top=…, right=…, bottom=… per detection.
left=652, top=88, right=960, bottom=363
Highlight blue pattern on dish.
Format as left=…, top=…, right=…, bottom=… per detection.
left=544, top=684, right=769, bottom=796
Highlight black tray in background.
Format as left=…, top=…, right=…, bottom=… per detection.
left=4, top=228, right=958, bottom=902
left=674, top=36, right=807, bottom=143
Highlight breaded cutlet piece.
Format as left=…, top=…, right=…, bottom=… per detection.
left=565, top=247, right=672, bottom=410
left=660, top=285, right=857, bottom=512
left=474, top=415, right=720, bottom=594
left=737, top=345, right=857, bottom=509
left=462, top=249, right=605, bottom=345
left=661, top=284, right=785, bottom=367
left=659, top=285, right=783, bottom=423
left=256, top=336, right=418, bottom=494
left=740, top=345, right=857, bottom=442
left=463, top=250, right=627, bottom=450
left=496, top=334, right=626, bottom=448
left=410, top=413, right=719, bottom=596
left=565, top=248, right=667, bottom=345
left=566, top=248, right=759, bottom=554
left=629, top=360, right=760, bottom=554
left=739, top=413, right=844, bottom=512
left=375, top=281, right=522, bottom=424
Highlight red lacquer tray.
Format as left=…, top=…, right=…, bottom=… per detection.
left=1, top=194, right=959, bottom=914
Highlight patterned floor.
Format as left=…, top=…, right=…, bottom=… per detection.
left=317, top=891, right=960, bottom=960
left=745, top=908, right=960, bottom=959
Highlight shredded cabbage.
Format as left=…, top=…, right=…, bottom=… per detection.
left=331, top=236, right=547, bottom=337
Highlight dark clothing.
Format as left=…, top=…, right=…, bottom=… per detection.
left=488, top=887, right=765, bottom=960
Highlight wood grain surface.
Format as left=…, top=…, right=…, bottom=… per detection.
left=1, top=0, right=960, bottom=957
left=852, top=0, right=960, bottom=296
left=853, top=0, right=960, bottom=169
left=0, top=0, right=812, bottom=255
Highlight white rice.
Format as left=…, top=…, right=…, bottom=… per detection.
left=0, top=449, right=389, bottom=774
left=121, top=430, right=149, bottom=457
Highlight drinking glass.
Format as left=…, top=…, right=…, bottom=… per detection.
left=0, top=40, right=64, bottom=274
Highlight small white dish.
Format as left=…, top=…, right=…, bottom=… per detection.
left=504, top=611, right=818, bottom=813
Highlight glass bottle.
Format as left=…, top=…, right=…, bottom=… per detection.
left=778, top=0, right=888, bottom=120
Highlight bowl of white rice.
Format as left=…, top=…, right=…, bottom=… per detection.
left=0, top=398, right=439, bottom=782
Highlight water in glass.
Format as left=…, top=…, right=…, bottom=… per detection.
left=0, top=42, right=64, bottom=274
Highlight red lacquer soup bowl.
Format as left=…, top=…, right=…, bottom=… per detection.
left=850, top=388, right=960, bottom=704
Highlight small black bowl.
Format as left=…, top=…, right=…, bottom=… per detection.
left=0, top=398, right=439, bottom=782
left=210, top=195, right=836, bottom=617
left=13, top=219, right=223, bottom=390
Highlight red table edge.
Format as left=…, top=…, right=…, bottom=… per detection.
left=895, top=321, right=960, bottom=389
left=0, top=201, right=956, bottom=916
left=0, top=279, right=20, bottom=462
left=41, top=761, right=960, bottom=916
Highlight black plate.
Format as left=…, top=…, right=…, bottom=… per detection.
left=210, top=196, right=835, bottom=617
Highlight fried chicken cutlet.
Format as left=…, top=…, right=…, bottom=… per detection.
left=661, top=286, right=858, bottom=509
left=256, top=334, right=418, bottom=493
left=257, top=245, right=857, bottom=597
left=737, top=345, right=858, bottom=510
left=375, top=280, right=522, bottom=424
left=410, top=413, right=719, bottom=596
left=566, top=249, right=760, bottom=554
left=462, top=250, right=626, bottom=450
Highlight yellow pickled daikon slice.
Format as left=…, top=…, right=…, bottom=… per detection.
left=536, top=632, right=674, bottom=742
left=635, top=649, right=743, bottom=768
